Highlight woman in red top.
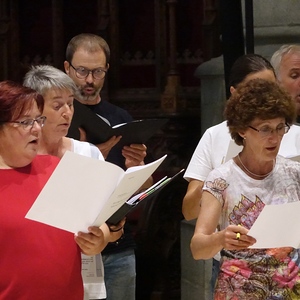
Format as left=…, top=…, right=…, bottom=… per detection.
left=0, top=80, right=104, bottom=299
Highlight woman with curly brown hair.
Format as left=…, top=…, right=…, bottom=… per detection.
left=191, top=78, right=300, bottom=299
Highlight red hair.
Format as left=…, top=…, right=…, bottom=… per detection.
left=0, top=80, right=44, bottom=123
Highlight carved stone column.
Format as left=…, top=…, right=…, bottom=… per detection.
left=161, top=0, right=186, bottom=113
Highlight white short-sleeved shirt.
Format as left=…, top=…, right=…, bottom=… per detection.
left=203, top=156, right=300, bottom=299
left=184, top=121, right=300, bottom=182
left=71, top=138, right=104, bottom=161
left=204, top=156, right=300, bottom=229
left=71, top=138, right=106, bottom=300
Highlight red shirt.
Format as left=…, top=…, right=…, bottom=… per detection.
left=0, top=155, right=83, bottom=299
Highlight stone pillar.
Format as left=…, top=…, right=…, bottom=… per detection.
left=194, top=56, right=226, bottom=135
left=250, top=0, right=300, bottom=60
left=181, top=220, right=212, bottom=300
left=194, top=0, right=300, bottom=135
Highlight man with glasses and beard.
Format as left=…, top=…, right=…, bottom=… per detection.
left=64, top=33, right=151, bottom=300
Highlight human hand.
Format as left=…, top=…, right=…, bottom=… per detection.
left=78, top=127, right=121, bottom=158
left=96, top=136, right=122, bottom=159
left=75, top=226, right=106, bottom=255
left=123, top=144, right=147, bottom=169
left=222, top=224, right=256, bottom=250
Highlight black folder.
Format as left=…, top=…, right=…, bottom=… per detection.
left=106, top=168, right=185, bottom=225
left=68, top=100, right=168, bottom=147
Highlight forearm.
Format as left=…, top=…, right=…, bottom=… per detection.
left=190, top=231, right=223, bottom=260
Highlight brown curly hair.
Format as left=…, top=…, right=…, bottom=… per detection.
left=224, top=78, right=296, bottom=145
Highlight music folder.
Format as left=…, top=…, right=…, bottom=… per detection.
left=68, top=100, right=168, bottom=147
left=106, top=168, right=185, bottom=225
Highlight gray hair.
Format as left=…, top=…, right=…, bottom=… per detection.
left=23, top=65, right=77, bottom=96
left=270, top=44, right=300, bottom=80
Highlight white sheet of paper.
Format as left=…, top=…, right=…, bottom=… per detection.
left=224, top=139, right=242, bottom=162
left=82, top=254, right=106, bottom=299
left=248, top=201, right=300, bottom=249
left=26, top=151, right=166, bottom=233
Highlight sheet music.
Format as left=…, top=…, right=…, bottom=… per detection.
left=248, top=201, right=300, bottom=249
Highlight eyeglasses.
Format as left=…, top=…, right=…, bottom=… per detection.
left=248, top=123, right=290, bottom=138
left=5, top=116, right=47, bottom=130
left=68, top=61, right=107, bottom=80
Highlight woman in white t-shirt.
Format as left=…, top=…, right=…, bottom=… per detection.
left=191, top=79, right=300, bottom=299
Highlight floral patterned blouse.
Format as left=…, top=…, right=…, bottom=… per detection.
left=203, top=155, right=300, bottom=300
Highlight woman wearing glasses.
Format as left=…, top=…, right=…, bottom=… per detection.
left=183, top=54, right=300, bottom=298
left=191, top=78, right=300, bottom=299
left=0, top=80, right=106, bottom=299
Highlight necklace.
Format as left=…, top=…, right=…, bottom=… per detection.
left=237, top=154, right=275, bottom=178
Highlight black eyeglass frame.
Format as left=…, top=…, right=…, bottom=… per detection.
left=68, top=61, right=107, bottom=80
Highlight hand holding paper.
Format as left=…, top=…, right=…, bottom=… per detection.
left=26, top=151, right=167, bottom=233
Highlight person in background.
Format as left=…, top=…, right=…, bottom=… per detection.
left=182, top=53, right=300, bottom=298
left=65, top=33, right=147, bottom=169
left=0, top=80, right=105, bottom=299
left=23, top=64, right=126, bottom=300
left=182, top=54, right=277, bottom=221
left=191, top=78, right=300, bottom=299
left=271, top=44, right=300, bottom=123
left=64, top=33, right=151, bottom=300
